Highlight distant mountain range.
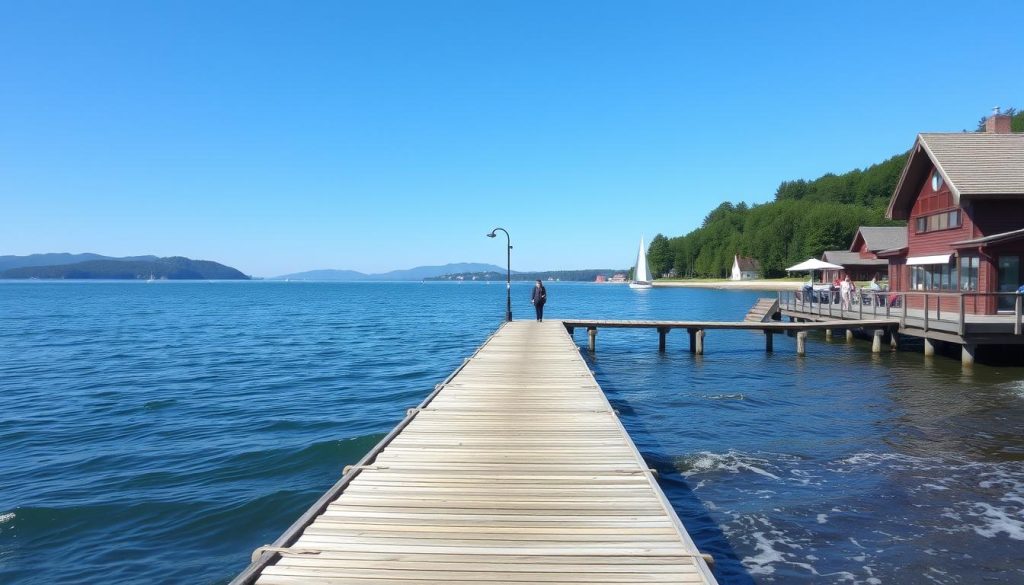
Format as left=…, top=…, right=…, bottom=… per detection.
left=272, top=263, right=510, bottom=281
left=428, top=269, right=625, bottom=282
left=0, top=253, right=249, bottom=280
left=0, top=253, right=160, bottom=272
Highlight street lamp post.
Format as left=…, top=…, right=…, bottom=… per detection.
left=487, top=227, right=512, bottom=321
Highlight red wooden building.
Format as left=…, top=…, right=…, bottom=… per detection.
left=821, top=226, right=905, bottom=283
left=884, top=113, right=1024, bottom=314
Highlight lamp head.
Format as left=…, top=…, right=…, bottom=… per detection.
left=486, top=231, right=497, bottom=238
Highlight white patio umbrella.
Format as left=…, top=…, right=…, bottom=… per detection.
left=786, top=258, right=844, bottom=284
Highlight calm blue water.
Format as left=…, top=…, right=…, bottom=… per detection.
left=1, top=281, right=1023, bottom=584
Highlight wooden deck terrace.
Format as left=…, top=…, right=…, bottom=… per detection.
left=561, top=318, right=900, bottom=355
left=230, top=320, right=719, bottom=585
left=777, top=290, right=1024, bottom=365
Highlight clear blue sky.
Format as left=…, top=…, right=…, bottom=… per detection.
left=2, top=1, right=1021, bottom=277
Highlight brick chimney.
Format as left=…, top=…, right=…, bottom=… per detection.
left=985, top=106, right=1012, bottom=133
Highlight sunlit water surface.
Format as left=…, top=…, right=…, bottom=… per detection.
left=1, top=282, right=1022, bottom=584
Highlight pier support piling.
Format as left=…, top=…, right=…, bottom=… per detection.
left=796, top=331, right=807, bottom=356
left=587, top=327, right=597, bottom=352
left=962, top=343, right=976, bottom=367
left=924, top=338, right=936, bottom=357
left=694, top=329, right=705, bottom=355
left=890, top=331, right=899, bottom=350
left=658, top=327, right=669, bottom=352
left=871, top=329, right=883, bottom=353
left=825, top=329, right=833, bottom=341
left=687, top=329, right=697, bottom=353
left=846, top=329, right=854, bottom=342
left=764, top=330, right=774, bottom=353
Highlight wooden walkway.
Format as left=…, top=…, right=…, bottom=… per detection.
left=744, top=298, right=779, bottom=323
left=231, top=320, right=718, bottom=585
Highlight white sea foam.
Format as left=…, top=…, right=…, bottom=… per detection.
left=677, top=450, right=781, bottom=480
left=0, top=512, right=13, bottom=524
left=743, top=531, right=787, bottom=575
left=963, top=501, right=1024, bottom=540
left=817, top=513, right=828, bottom=524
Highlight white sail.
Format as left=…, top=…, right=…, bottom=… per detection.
left=631, top=238, right=652, bottom=287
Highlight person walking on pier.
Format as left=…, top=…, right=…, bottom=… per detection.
left=531, top=280, right=547, bottom=322
left=840, top=275, right=853, bottom=310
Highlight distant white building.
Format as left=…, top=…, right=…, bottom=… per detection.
left=730, top=255, right=761, bottom=280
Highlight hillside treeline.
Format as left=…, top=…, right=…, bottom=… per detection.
left=649, top=108, right=1024, bottom=279
left=647, top=153, right=908, bottom=278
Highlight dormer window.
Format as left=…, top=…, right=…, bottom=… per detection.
left=931, top=170, right=944, bottom=191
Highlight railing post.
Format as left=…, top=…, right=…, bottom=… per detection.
left=959, top=294, right=966, bottom=337
left=1016, top=294, right=1022, bottom=336
left=858, top=294, right=863, bottom=319
left=900, top=294, right=906, bottom=329
left=924, top=293, right=929, bottom=332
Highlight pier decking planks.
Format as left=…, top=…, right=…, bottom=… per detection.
left=236, top=321, right=717, bottom=585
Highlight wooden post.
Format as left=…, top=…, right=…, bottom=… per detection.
left=846, top=328, right=854, bottom=342
left=890, top=330, right=899, bottom=350
left=764, top=330, right=774, bottom=353
left=694, top=329, right=705, bottom=355
left=796, top=331, right=807, bottom=356
left=923, top=337, right=935, bottom=357
left=959, top=295, right=966, bottom=337
left=924, top=294, right=930, bottom=332
left=962, top=343, right=976, bottom=367
left=587, top=327, right=597, bottom=352
left=1016, top=295, right=1022, bottom=336
left=658, top=327, right=668, bottom=352
left=825, top=328, right=833, bottom=340
left=688, top=328, right=697, bottom=353
left=871, top=329, right=883, bottom=353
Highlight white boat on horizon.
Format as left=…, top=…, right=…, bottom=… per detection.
left=629, top=237, right=653, bottom=289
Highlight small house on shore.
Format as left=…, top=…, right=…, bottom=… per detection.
left=730, top=255, right=761, bottom=280
left=883, top=111, right=1024, bottom=314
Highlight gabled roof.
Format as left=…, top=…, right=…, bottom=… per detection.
left=887, top=133, right=1024, bottom=220
left=734, top=256, right=760, bottom=271
left=850, top=226, right=906, bottom=253
left=821, top=250, right=888, bottom=266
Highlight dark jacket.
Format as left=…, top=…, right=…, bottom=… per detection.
left=531, top=285, right=547, bottom=306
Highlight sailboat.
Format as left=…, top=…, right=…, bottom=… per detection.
left=629, top=237, right=653, bottom=289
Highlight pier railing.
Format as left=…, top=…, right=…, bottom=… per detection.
left=779, top=289, right=1024, bottom=336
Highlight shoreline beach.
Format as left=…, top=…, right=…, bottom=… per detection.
left=653, top=279, right=803, bottom=291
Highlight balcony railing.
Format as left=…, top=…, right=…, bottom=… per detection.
left=779, top=288, right=1023, bottom=336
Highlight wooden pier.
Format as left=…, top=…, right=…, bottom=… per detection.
left=231, top=321, right=718, bottom=585
left=562, top=318, right=900, bottom=355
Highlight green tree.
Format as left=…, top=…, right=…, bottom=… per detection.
left=646, top=234, right=673, bottom=278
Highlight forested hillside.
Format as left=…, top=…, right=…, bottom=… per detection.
left=1, top=257, right=249, bottom=280
left=648, top=108, right=1024, bottom=278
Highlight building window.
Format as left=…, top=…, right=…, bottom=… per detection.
left=959, top=255, right=979, bottom=291
left=914, top=209, right=961, bottom=233
left=911, top=261, right=958, bottom=291
left=931, top=171, right=944, bottom=191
